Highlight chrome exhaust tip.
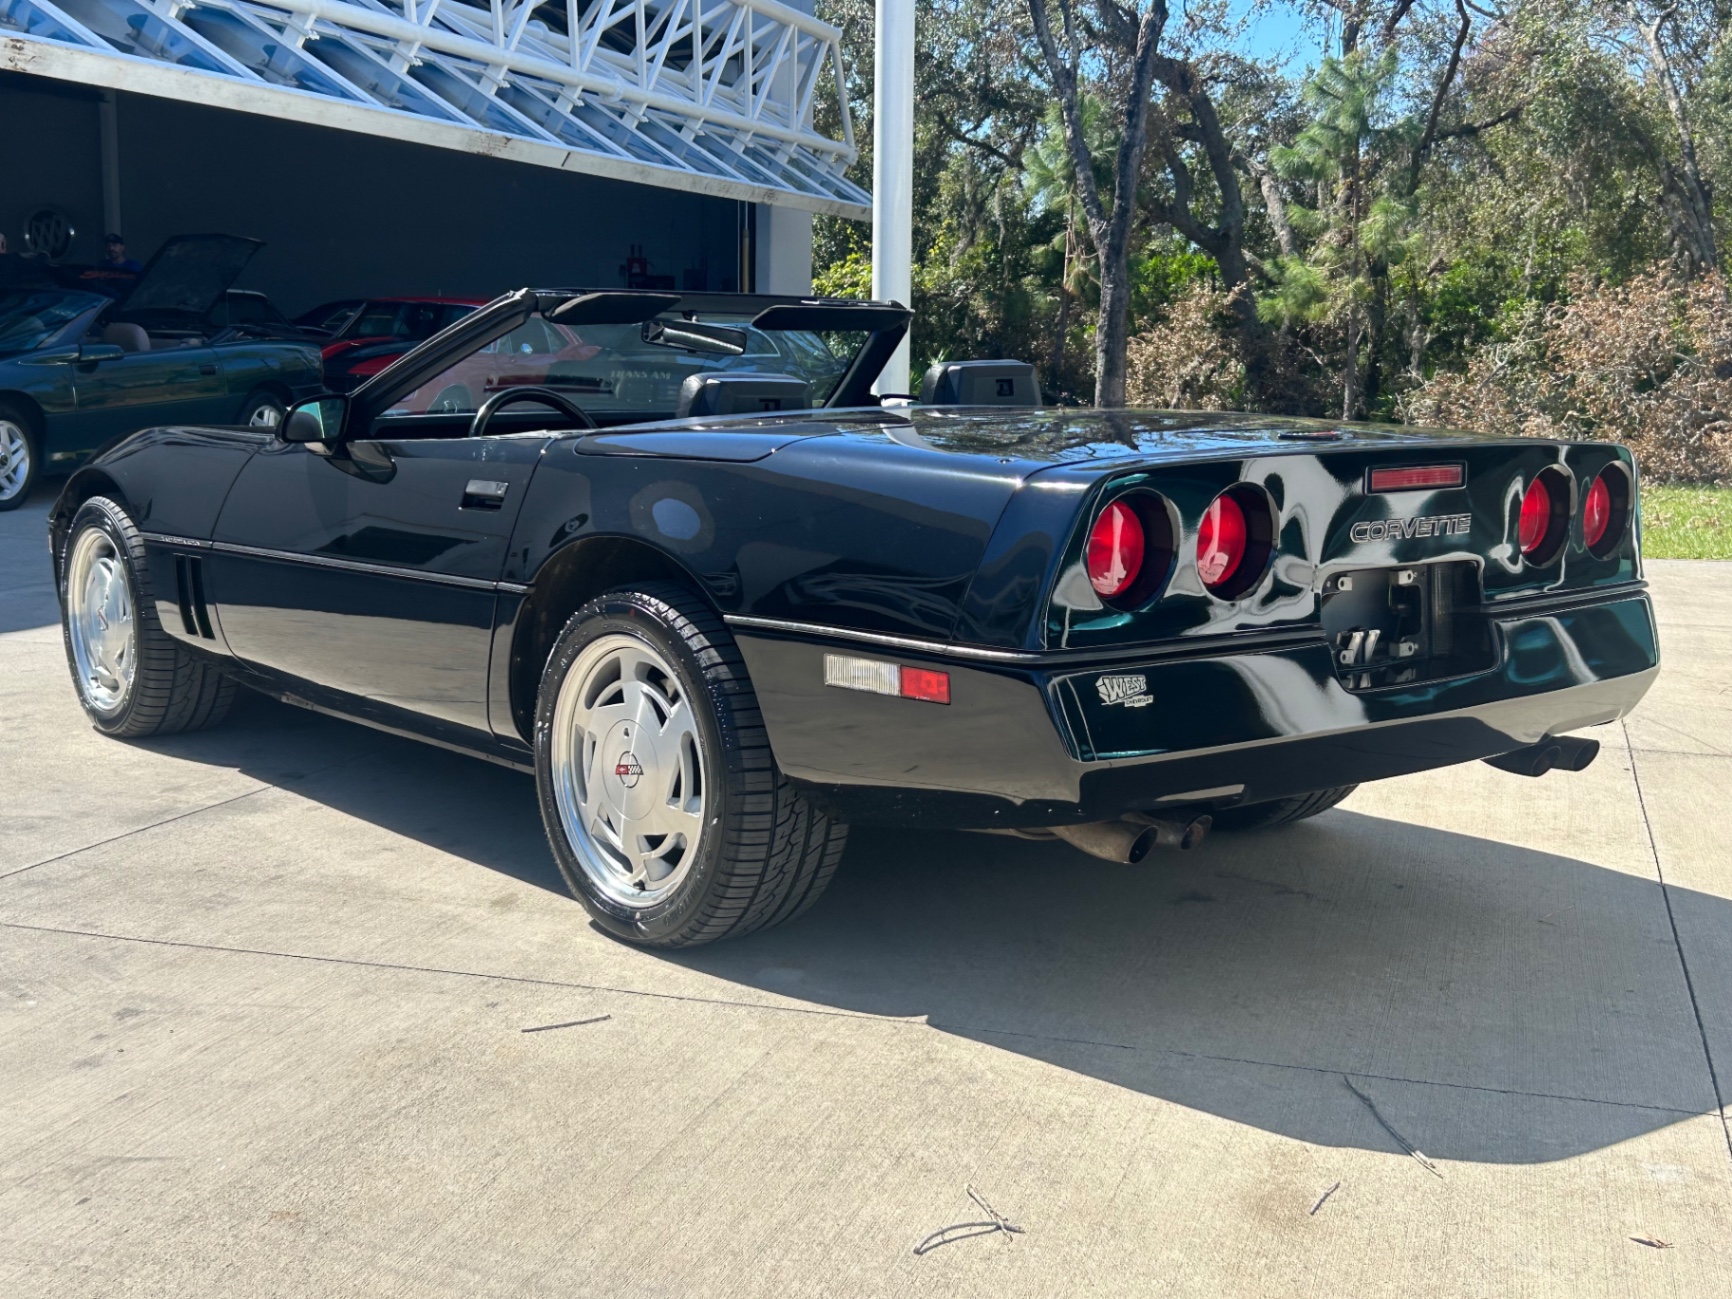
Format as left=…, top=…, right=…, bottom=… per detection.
left=1048, top=814, right=1213, bottom=864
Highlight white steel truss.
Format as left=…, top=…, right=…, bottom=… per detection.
left=0, top=0, right=869, bottom=216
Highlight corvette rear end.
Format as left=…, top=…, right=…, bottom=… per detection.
left=730, top=414, right=1657, bottom=850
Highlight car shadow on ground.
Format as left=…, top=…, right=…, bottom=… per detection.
left=113, top=689, right=1726, bottom=1169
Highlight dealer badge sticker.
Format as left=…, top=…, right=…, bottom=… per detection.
left=1096, top=674, right=1153, bottom=708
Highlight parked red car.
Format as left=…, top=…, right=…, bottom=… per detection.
left=297, top=297, right=485, bottom=390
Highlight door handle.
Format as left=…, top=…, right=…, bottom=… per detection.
left=198, top=362, right=218, bottom=375
left=461, top=478, right=510, bottom=510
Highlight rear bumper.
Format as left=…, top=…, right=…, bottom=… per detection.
left=731, top=588, right=1659, bottom=828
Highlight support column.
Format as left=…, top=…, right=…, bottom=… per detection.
left=753, top=204, right=814, bottom=295
left=871, top=0, right=914, bottom=394
left=99, top=91, right=122, bottom=238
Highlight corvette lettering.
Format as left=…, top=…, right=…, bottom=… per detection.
left=1350, top=513, right=1472, bottom=543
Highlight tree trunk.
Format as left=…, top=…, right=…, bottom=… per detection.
left=1634, top=11, right=1719, bottom=274
left=1095, top=251, right=1133, bottom=406
left=1026, top=0, right=1168, bottom=407
left=1051, top=201, right=1074, bottom=381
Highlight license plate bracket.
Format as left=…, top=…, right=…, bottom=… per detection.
left=1320, top=561, right=1491, bottom=690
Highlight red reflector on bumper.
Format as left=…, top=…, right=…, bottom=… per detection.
left=1369, top=465, right=1464, bottom=492
left=898, top=666, right=951, bottom=704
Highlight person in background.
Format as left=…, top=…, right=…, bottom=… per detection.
left=82, top=233, right=142, bottom=297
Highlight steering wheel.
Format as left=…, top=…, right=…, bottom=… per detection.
left=468, top=385, right=596, bottom=438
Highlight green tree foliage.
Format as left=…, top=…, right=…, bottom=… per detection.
left=811, top=0, right=1730, bottom=474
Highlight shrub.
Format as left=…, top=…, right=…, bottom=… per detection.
left=1400, top=273, right=1732, bottom=484
left=1125, top=284, right=1247, bottom=410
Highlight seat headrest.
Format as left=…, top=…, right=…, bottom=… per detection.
left=103, top=322, right=150, bottom=354
left=919, top=360, right=1039, bottom=407
left=677, top=372, right=811, bottom=419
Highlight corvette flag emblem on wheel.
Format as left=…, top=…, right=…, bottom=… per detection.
left=1096, top=674, right=1153, bottom=707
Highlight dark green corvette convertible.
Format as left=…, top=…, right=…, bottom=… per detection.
left=0, top=234, right=322, bottom=510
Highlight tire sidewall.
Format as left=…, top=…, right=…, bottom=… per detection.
left=534, top=591, right=735, bottom=944
left=0, top=410, right=38, bottom=511
left=60, top=498, right=149, bottom=735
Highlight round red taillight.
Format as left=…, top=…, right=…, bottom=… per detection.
left=1087, top=500, right=1146, bottom=598
left=1197, top=493, right=1249, bottom=590
left=1518, top=476, right=1553, bottom=554
left=1582, top=474, right=1612, bottom=550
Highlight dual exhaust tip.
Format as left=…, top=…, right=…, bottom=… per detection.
left=1048, top=813, right=1213, bottom=865
left=1483, top=735, right=1601, bottom=779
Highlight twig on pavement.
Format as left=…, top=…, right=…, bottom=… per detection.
left=1344, top=1076, right=1444, bottom=1179
left=913, top=1185, right=1024, bottom=1255
left=1309, top=1181, right=1342, bottom=1215
left=521, top=1014, right=611, bottom=1033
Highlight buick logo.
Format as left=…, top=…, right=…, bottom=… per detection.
left=1350, top=513, right=1471, bottom=543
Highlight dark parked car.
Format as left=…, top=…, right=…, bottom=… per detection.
left=48, top=288, right=1658, bottom=947
left=0, top=234, right=323, bottom=508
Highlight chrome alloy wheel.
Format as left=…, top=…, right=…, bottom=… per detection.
left=550, top=633, right=710, bottom=908
left=246, top=401, right=283, bottom=428
left=0, top=420, right=30, bottom=502
left=66, top=526, right=137, bottom=714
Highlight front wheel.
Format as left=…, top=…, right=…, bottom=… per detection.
left=60, top=497, right=236, bottom=736
left=535, top=584, right=847, bottom=947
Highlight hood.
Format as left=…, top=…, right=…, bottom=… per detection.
left=114, top=234, right=263, bottom=321
left=882, top=407, right=1507, bottom=465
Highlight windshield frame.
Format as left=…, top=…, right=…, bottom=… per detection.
left=350, top=289, right=911, bottom=430
left=0, top=289, right=108, bottom=357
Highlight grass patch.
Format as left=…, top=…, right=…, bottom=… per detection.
left=1641, top=484, right=1732, bottom=559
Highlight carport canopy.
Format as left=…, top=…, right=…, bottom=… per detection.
left=0, top=0, right=869, bottom=218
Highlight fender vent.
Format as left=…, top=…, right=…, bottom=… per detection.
left=174, top=556, right=215, bottom=640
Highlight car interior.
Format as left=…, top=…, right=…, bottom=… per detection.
left=310, top=294, right=1038, bottom=444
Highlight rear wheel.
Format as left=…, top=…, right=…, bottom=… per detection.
left=60, top=496, right=235, bottom=737
left=1211, top=785, right=1357, bottom=832
left=535, top=583, right=847, bottom=947
left=0, top=403, right=40, bottom=511
left=237, top=388, right=286, bottom=429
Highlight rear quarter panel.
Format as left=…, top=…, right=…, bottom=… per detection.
left=513, top=427, right=1030, bottom=640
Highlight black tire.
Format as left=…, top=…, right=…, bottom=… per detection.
left=236, top=388, right=287, bottom=429
left=534, top=583, right=847, bottom=948
left=0, top=400, right=41, bottom=512
left=1211, top=785, right=1357, bottom=832
left=59, top=496, right=236, bottom=737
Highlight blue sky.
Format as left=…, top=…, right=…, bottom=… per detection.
left=1229, top=2, right=1328, bottom=74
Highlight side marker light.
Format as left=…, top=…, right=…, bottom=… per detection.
left=824, top=654, right=951, bottom=704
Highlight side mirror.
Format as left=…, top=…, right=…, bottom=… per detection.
left=281, top=395, right=348, bottom=444
left=78, top=343, right=126, bottom=363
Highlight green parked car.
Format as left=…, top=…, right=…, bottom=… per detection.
left=0, top=234, right=322, bottom=510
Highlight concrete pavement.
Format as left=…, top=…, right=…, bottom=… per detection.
left=3, top=482, right=1729, bottom=1297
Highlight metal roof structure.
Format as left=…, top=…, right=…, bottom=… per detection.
left=0, top=0, right=869, bottom=217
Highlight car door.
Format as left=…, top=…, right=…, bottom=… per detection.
left=206, top=428, right=549, bottom=738
left=73, top=343, right=226, bottom=442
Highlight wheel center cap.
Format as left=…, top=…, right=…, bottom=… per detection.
left=600, top=720, right=658, bottom=820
